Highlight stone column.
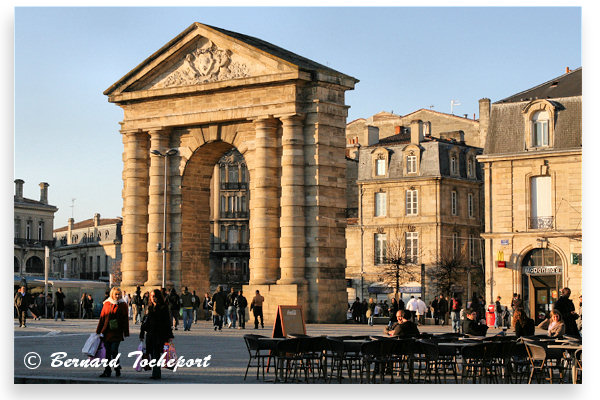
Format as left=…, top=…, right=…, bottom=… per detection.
left=121, top=129, right=149, bottom=288
left=249, top=117, right=280, bottom=285
left=145, top=129, right=169, bottom=287
left=278, top=114, right=307, bottom=285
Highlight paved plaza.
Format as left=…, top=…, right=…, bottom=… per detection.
left=13, top=318, right=530, bottom=384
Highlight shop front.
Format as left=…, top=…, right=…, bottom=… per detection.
left=521, top=248, right=563, bottom=324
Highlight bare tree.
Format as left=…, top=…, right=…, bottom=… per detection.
left=427, top=248, right=469, bottom=298
left=378, top=227, right=422, bottom=301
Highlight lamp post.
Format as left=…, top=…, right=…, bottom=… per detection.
left=150, top=148, right=178, bottom=289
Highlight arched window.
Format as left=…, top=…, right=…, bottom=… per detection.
left=38, top=221, right=44, bottom=241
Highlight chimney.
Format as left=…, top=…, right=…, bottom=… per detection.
left=410, top=120, right=423, bottom=144
left=68, top=218, right=74, bottom=230
left=478, top=98, right=491, bottom=148
left=94, top=213, right=101, bottom=227
left=566, top=67, right=570, bottom=74
left=395, top=125, right=401, bottom=135
left=361, top=125, right=380, bottom=146
left=39, top=182, right=49, bottom=204
left=67, top=218, right=74, bottom=245
left=14, top=179, right=24, bottom=200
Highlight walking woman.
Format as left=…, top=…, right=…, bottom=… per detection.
left=140, top=289, right=174, bottom=380
left=96, top=287, right=129, bottom=378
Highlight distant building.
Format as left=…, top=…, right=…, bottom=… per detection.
left=53, top=213, right=122, bottom=281
left=14, top=179, right=58, bottom=276
left=478, top=67, right=582, bottom=324
left=209, top=148, right=250, bottom=290
left=345, top=115, right=485, bottom=305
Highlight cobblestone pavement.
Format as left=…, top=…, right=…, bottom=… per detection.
left=13, top=318, right=521, bottom=384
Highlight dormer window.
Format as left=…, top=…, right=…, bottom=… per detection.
left=376, top=158, right=386, bottom=176
left=450, top=155, right=458, bottom=176
left=532, top=111, right=549, bottom=147
left=407, top=155, right=417, bottom=174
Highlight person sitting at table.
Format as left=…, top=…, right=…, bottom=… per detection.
left=384, top=310, right=420, bottom=337
left=512, top=308, right=535, bottom=337
left=548, top=309, right=566, bottom=337
left=462, top=308, right=488, bottom=336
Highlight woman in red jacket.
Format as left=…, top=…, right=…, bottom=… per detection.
left=96, top=287, right=129, bottom=377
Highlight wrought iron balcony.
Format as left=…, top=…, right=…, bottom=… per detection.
left=211, top=243, right=250, bottom=251
left=220, top=182, right=248, bottom=190
left=529, top=216, right=554, bottom=230
left=219, top=211, right=249, bottom=219
left=14, top=238, right=55, bottom=248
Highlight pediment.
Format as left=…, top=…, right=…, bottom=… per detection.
left=105, top=23, right=305, bottom=98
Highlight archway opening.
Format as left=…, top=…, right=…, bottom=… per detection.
left=25, top=256, right=44, bottom=274
left=14, top=257, right=20, bottom=273
left=521, top=247, right=563, bottom=324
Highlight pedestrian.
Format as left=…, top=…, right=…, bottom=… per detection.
left=431, top=296, right=439, bottom=325
left=122, top=290, right=131, bottom=320
left=553, top=287, right=580, bottom=338
left=250, top=289, right=265, bottom=329
left=86, top=294, right=94, bottom=319
left=14, top=286, right=30, bottom=328
left=139, top=289, right=174, bottom=380
left=142, top=291, right=150, bottom=315
left=406, top=296, right=418, bottom=323
left=203, top=292, right=211, bottom=321
left=350, top=297, right=361, bottom=323
left=397, top=297, right=405, bottom=312
left=211, top=286, right=227, bottom=331
left=192, top=290, right=200, bottom=324
left=450, top=295, right=462, bottom=333
left=361, top=298, right=368, bottom=324
left=366, top=298, right=375, bottom=326
left=46, top=293, right=53, bottom=319
left=577, top=294, right=582, bottom=333
left=167, top=288, right=181, bottom=330
left=96, top=287, right=129, bottom=378
left=34, top=293, right=45, bottom=320
left=54, top=287, right=65, bottom=321
left=494, top=296, right=503, bottom=329
left=82, top=292, right=92, bottom=319
left=388, top=298, right=398, bottom=328
left=416, top=297, right=427, bottom=325
left=235, top=289, right=248, bottom=329
left=226, top=287, right=238, bottom=328
left=180, top=286, right=194, bottom=331
left=132, top=287, right=143, bottom=324
left=438, top=295, right=448, bottom=326
left=511, top=293, right=523, bottom=317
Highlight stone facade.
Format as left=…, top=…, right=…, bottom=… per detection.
left=345, top=117, right=484, bottom=306
left=14, top=179, right=58, bottom=276
left=478, top=68, right=582, bottom=323
left=53, top=214, right=122, bottom=281
left=105, top=23, right=357, bottom=323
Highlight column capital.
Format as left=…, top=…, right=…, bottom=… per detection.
left=252, top=116, right=279, bottom=129
left=147, top=127, right=170, bottom=137
left=120, top=128, right=144, bottom=137
left=277, top=113, right=305, bottom=125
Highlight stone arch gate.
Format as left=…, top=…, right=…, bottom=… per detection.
left=104, top=23, right=357, bottom=322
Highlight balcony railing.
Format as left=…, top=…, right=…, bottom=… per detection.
left=529, top=216, right=554, bottom=230
left=220, top=182, right=248, bottom=190
left=219, top=211, right=249, bottom=219
left=211, top=243, right=250, bottom=251
left=14, top=238, right=55, bottom=247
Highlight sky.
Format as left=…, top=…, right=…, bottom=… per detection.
left=12, top=5, right=582, bottom=227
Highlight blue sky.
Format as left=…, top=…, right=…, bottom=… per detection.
left=13, top=6, right=581, bottom=226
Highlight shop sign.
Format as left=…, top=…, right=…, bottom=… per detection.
left=398, top=286, right=421, bottom=293
left=523, top=266, right=562, bottom=275
left=497, top=261, right=506, bottom=268
left=571, top=253, right=582, bottom=265
left=368, top=286, right=393, bottom=294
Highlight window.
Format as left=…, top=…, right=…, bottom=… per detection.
left=228, top=166, right=239, bottom=183
left=467, top=193, right=474, bottom=218
left=220, top=196, right=226, bottom=213
left=374, top=233, right=387, bottom=264
left=26, top=221, right=31, bottom=240
left=405, top=232, right=418, bottom=264
left=532, top=111, right=549, bottom=147
left=450, top=156, right=458, bottom=176
left=14, top=219, right=21, bottom=239
left=105, top=255, right=109, bottom=273
left=97, top=256, right=101, bottom=275
left=406, top=189, right=418, bottom=216
left=452, top=232, right=459, bottom=257
left=241, top=196, right=247, bottom=212
left=530, top=176, right=553, bottom=229
left=220, top=165, right=226, bottom=182
left=407, top=155, right=417, bottom=174
left=240, top=165, right=247, bottom=183
left=469, top=235, right=476, bottom=264
left=376, top=158, right=386, bottom=176
left=451, top=191, right=457, bottom=216
left=467, top=157, right=475, bottom=178
left=375, top=192, right=387, bottom=217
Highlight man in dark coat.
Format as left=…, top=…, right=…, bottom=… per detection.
left=438, top=295, right=448, bottom=326
left=350, top=297, right=361, bottom=323
left=14, top=286, right=30, bottom=327
left=384, top=310, right=420, bottom=337
left=432, top=296, right=440, bottom=325
left=462, top=308, right=488, bottom=336
left=54, top=288, right=65, bottom=321
left=553, top=287, right=580, bottom=338
left=235, top=290, right=248, bottom=329
left=211, top=286, right=227, bottom=331
left=167, top=288, right=181, bottom=330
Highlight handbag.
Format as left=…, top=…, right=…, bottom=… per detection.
left=134, top=341, right=152, bottom=371
left=163, top=342, right=177, bottom=370
left=90, top=340, right=106, bottom=361
left=82, top=333, right=101, bottom=357
left=109, top=318, right=119, bottom=330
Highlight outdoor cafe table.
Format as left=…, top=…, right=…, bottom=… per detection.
left=547, top=343, right=582, bottom=384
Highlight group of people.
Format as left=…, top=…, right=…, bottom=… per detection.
left=14, top=286, right=67, bottom=327
left=207, top=287, right=265, bottom=331
left=351, top=295, right=449, bottom=328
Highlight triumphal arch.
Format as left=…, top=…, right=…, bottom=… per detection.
left=104, top=23, right=357, bottom=322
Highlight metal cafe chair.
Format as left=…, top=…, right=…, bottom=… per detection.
left=508, top=341, right=530, bottom=383
left=411, top=340, right=441, bottom=384
left=460, top=343, right=486, bottom=383
left=273, top=338, right=302, bottom=383
left=297, top=336, right=328, bottom=382
left=360, top=339, right=397, bottom=383
left=242, top=334, right=270, bottom=381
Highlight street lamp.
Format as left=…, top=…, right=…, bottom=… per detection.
left=150, top=148, right=179, bottom=289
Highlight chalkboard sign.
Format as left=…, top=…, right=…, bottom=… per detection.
left=271, top=305, right=306, bottom=338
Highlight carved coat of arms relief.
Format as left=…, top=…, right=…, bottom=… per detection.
left=149, top=39, right=251, bottom=89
